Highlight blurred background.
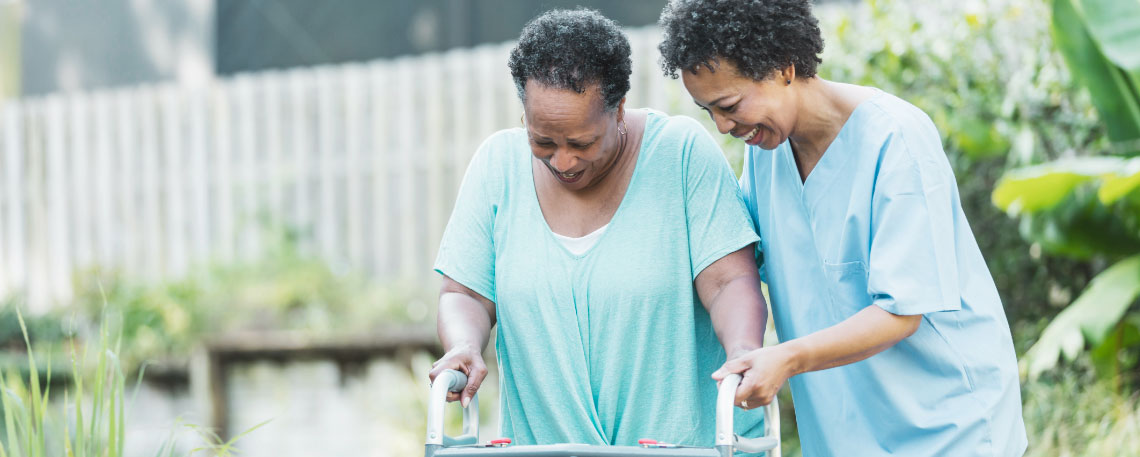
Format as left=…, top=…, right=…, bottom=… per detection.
left=0, top=0, right=1138, bottom=455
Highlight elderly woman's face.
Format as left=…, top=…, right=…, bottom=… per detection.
left=523, top=82, right=623, bottom=192
left=681, top=60, right=795, bottom=150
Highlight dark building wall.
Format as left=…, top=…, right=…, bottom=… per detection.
left=217, top=0, right=669, bottom=74
left=20, top=0, right=214, bottom=96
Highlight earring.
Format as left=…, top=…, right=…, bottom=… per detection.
left=786, top=79, right=792, bottom=85
left=618, top=119, right=627, bottom=136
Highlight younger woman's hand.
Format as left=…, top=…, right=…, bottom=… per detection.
left=712, top=345, right=796, bottom=409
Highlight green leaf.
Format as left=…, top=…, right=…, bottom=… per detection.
left=994, top=156, right=1140, bottom=257
left=950, top=115, right=1010, bottom=159
left=992, top=157, right=1122, bottom=213
left=1, top=369, right=22, bottom=457
left=1098, top=157, right=1140, bottom=202
left=1024, top=254, right=1140, bottom=378
left=1077, top=0, right=1140, bottom=72
left=1089, top=316, right=1140, bottom=379
left=1053, top=0, right=1140, bottom=144
left=1017, top=201, right=1140, bottom=260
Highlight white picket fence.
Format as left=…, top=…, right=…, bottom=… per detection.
left=0, top=26, right=708, bottom=309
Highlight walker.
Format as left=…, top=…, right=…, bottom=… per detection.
left=424, top=369, right=781, bottom=457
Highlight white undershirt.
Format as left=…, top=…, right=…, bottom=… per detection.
left=551, top=223, right=610, bottom=256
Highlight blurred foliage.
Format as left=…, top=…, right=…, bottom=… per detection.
left=52, top=227, right=434, bottom=369
left=814, top=0, right=1103, bottom=333
left=992, top=0, right=1140, bottom=384
left=1023, top=364, right=1140, bottom=456
left=1, top=226, right=431, bottom=453
left=0, top=309, right=266, bottom=456
left=0, top=305, right=72, bottom=353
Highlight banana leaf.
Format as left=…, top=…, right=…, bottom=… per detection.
left=1053, top=0, right=1140, bottom=149
left=992, top=156, right=1124, bottom=213
left=993, top=157, right=1140, bottom=259
left=1024, top=253, right=1140, bottom=378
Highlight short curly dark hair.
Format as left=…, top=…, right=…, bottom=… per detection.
left=657, top=0, right=824, bottom=81
left=508, top=9, right=632, bottom=111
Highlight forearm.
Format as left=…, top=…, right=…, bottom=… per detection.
left=781, top=305, right=920, bottom=375
left=707, top=275, right=768, bottom=358
left=433, top=281, right=496, bottom=406
left=437, top=291, right=495, bottom=353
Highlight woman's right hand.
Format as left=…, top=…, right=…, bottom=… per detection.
left=428, top=344, right=488, bottom=408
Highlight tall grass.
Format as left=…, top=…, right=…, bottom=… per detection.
left=0, top=305, right=268, bottom=457
left=1023, top=367, right=1140, bottom=456
left=0, top=309, right=138, bottom=457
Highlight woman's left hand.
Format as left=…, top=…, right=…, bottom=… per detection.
left=712, top=345, right=797, bottom=409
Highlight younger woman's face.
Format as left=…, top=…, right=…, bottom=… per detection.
left=681, top=60, right=798, bottom=150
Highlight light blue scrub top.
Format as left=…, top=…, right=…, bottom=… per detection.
left=740, top=91, right=1027, bottom=456
left=435, top=111, right=765, bottom=448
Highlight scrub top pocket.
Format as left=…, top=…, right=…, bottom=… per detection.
left=822, top=260, right=871, bottom=321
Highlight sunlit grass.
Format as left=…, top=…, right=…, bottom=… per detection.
left=0, top=306, right=265, bottom=457
left=1023, top=367, right=1140, bottom=456
left=0, top=307, right=132, bottom=457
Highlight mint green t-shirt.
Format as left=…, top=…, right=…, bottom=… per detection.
left=434, top=110, right=763, bottom=447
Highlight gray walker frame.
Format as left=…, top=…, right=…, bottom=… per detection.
left=425, top=370, right=781, bottom=457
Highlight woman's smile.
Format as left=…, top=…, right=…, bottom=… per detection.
left=742, top=126, right=764, bottom=146
left=553, top=167, right=585, bottom=183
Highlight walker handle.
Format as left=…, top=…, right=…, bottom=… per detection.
left=443, top=370, right=468, bottom=393
left=715, top=373, right=781, bottom=457
left=425, top=369, right=479, bottom=457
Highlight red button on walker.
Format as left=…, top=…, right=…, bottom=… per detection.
left=638, top=439, right=658, bottom=446
left=490, top=438, right=512, bottom=446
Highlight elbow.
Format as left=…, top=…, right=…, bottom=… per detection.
left=899, top=314, right=922, bottom=339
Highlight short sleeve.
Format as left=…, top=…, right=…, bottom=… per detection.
left=432, top=134, right=507, bottom=303
left=867, top=131, right=960, bottom=315
left=678, top=118, right=761, bottom=278
left=738, top=146, right=768, bottom=283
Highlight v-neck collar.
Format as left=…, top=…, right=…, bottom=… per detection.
left=782, top=93, right=880, bottom=207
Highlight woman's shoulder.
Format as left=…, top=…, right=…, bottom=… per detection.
left=856, top=90, right=940, bottom=143
left=642, top=109, right=709, bottom=139
left=470, top=128, right=527, bottom=167
left=639, top=109, right=725, bottom=162
left=461, top=127, right=528, bottom=190
left=848, top=90, right=944, bottom=159
left=849, top=90, right=953, bottom=184
left=477, top=127, right=528, bottom=155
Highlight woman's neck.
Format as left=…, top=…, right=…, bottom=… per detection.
left=788, top=79, right=875, bottom=181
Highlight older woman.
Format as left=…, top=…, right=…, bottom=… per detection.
left=428, top=8, right=767, bottom=447
left=658, top=0, right=1027, bottom=455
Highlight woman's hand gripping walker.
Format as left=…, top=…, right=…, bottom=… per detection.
left=425, top=370, right=780, bottom=456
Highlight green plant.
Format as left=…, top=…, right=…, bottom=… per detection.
left=0, top=306, right=270, bottom=457
left=0, top=309, right=129, bottom=457
left=69, top=227, right=434, bottom=370
left=811, top=0, right=1103, bottom=330
left=1023, top=365, right=1140, bottom=456
left=187, top=419, right=271, bottom=457
left=992, top=0, right=1140, bottom=383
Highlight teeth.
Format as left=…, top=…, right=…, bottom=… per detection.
left=560, top=171, right=579, bottom=178
left=744, top=127, right=760, bottom=142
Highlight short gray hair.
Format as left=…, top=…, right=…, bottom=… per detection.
left=508, top=8, right=632, bottom=111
